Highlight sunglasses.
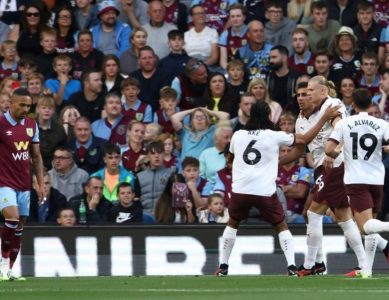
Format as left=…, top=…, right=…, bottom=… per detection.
left=26, top=12, right=40, bottom=18
left=187, top=60, right=203, bottom=73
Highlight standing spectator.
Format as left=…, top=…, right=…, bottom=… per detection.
left=53, top=5, right=77, bottom=54
left=288, top=28, right=315, bottom=77
left=74, top=0, right=99, bottom=30
left=115, top=0, right=149, bottom=28
left=264, top=0, right=296, bottom=55
left=91, top=0, right=131, bottom=56
left=35, top=27, right=58, bottom=80
left=143, top=0, right=177, bottom=60
left=119, top=27, right=148, bottom=75
left=49, top=146, right=90, bottom=201
left=218, top=3, right=248, bottom=70
left=70, top=116, right=106, bottom=174
left=268, top=45, right=300, bottom=112
left=121, top=120, right=146, bottom=172
left=101, top=54, right=124, bottom=96
left=162, top=0, right=188, bottom=33
left=184, top=5, right=219, bottom=68
left=306, top=1, right=341, bottom=54
left=236, top=20, right=273, bottom=80
left=129, top=46, right=174, bottom=112
left=287, top=0, right=313, bottom=27
left=68, top=68, right=104, bottom=123
left=71, top=30, right=104, bottom=81
left=326, top=0, right=358, bottom=28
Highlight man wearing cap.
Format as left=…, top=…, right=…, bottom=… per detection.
left=91, top=0, right=132, bottom=57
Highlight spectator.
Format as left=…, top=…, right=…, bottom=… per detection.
left=121, top=121, right=146, bottom=173
left=338, top=76, right=356, bottom=115
left=144, top=123, right=162, bottom=146
left=268, top=45, right=300, bottom=112
left=154, top=172, right=197, bottom=223
left=171, top=107, right=230, bottom=162
left=143, top=0, right=177, bottom=60
left=159, top=30, right=190, bottom=77
left=264, top=0, right=296, bottom=55
left=68, top=68, right=104, bottom=123
left=226, top=59, right=247, bottom=99
left=327, top=0, right=357, bottom=28
left=130, top=46, right=174, bottom=112
left=45, top=54, right=82, bottom=107
left=159, top=132, right=179, bottom=170
left=278, top=111, right=296, bottom=134
left=153, top=86, right=180, bottom=134
left=49, top=146, right=90, bottom=201
left=171, top=58, right=208, bottom=109
left=137, top=142, right=174, bottom=214
left=35, top=27, right=57, bottom=80
left=358, top=52, right=381, bottom=97
left=184, top=5, right=219, bottom=68
left=198, top=193, right=229, bottom=223
left=213, top=146, right=232, bottom=206
left=236, top=20, right=273, bottom=80
left=74, top=0, right=99, bottom=30
left=287, top=28, right=315, bottom=77
left=53, top=5, right=77, bottom=54
left=0, top=76, right=16, bottom=95
left=101, top=54, right=124, bottom=96
left=372, top=0, right=388, bottom=28
left=312, top=49, right=336, bottom=83
left=230, top=92, right=255, bottom=132
left=92, top=143, right=137, bottom=204
left=162, top=0, right=188, bottom=33
left=306, top=1, right=341, bottom=53
left=119, top=27, right=148, bottom=75
left=59, top=105, right=81, bottom=142
left=374, top=69, right=389, bottom=120
left=26, top=72, right=46, bottom=117
left=199, top=125, right=232, bottom=185
left=116, top=0, right=149, bottom=28
left=91, top=0, right=131, bottom=56
left=69, top=176, right=112, bottom=224
left=121, top=76, right=153, bottom=123
left=29, top=170, right=68, bottom=224
left=92, top=93, right=131, bottom=147
left=71, top=30, right=104, bottom=81
left=0, top=0, right=28, bottom=25
left=218, top=3, right=248, bottom=70
left=70, top=116, right=106, bottom=174
left=56, top=208, right=77, bottom=226
left=0, top=92, right=11, bottom=116
left=35, top=95, right=67, bottom=169
left=0, top=21, right=10, bottom=44
left=107, top=182, right=143, bottom=224
left=353, top=0, right=383, bottom=55
left=0, top=40, right=20, bottom=81
left=287, top=0, right=313, bottom=27
left=247, top=78, right=282, bottom=124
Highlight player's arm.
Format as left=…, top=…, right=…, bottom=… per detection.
left=324, top=138, right=341, bottom=159
left=30, top=143, right=45, bottom=199
left=279, top=144, right=305, bottom=165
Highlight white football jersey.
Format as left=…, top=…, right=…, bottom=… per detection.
left=296, top=97, right=346, bottom=168
left=230, top=129, right=295, bottom=196
left=329, top=112, right=389, bottom=185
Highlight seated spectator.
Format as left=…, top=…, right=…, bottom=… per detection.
left=121, top=77, right=152, bottom=122
left=121, top=120, right=146, bottom=172
left=159, top=30, right=189, bottom=77
left=45, top=54, right=82, bottom=107
left=181, top=156, right=213, bottom=209
left=199, top=125, right=232, bottom=186
left=159, top=132, right=180, bottom=171
left=198, top=193, right=229, bottom=223
left=137, top=142, right=174, bottom=214
left=35, top=95, right=67, bottom=169
left=92, top=93, right=131, bottom=147
left=74, top=0, right=99, bottom=30
left=59, top=105, right=81, bottom=142
left=154, top=173, right=197, bottom=223
left=107, top=182, right=143, bottom=224
left=49, top=146, right=90, bottom=201
left=54, top=5, right=77, bottom=54
left=230, top=92, right=256, bottom=132
left=56, top=208, right=77, bottom=227
left=119, top=27, right=148, bottom=75
left=29, top=171, right=68, bottom=224
left=71, top=30, right=104, bottom=81
left=70, top=116, right=106, bottom=174
left=0, top=40, right=20, bottom=81
left=287, top=0, right=313, bottom=27
left=69, top=176, right=112, bottom=224
left=91, top=0, right=131, bottom=56
left=226, top=59, right=247, bottom=101
left=153, top=86, right=180, bottom=134
left=101, top=54, right=124, bottom=96
left=163, top=0, right=188, bottom=32
left=0, top=92, right=11, bottom=116
left=92, top=143, right=137, bottom=204
left=144, top=123, right=162, bottom=146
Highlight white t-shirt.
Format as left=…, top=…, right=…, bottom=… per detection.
left=329, top=112, right=389, bottom=185
left=230, top=129, right=294, bottom=196
left=296, top=96, right=346, bottom=168
left=184, top=26, right=219, bottom=61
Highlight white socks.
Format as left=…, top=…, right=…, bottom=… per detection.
left=220, top=226, right=238, bottom=265
left=279, top=230, right=295, bottom=267
left=338, top=219, right=365, bottom=269
left=304, top=210, right=323, bottom=269
left=363, top=233, right=379, bottom=276
left=364, top=219, right=389, bottom=234
left=376, top=235, right=388, bottom=251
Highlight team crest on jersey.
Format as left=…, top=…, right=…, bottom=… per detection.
left=135, top=113, right=144, bottom=121
left=26, top=128, right=33, bottom=137
left=307, top=66, right=314, bottom=74
left=89, top=148, right=97, bottom=156
left=2, top=197, right=8, bottom=204
left=116, top=125, right=126, bottom=135
left=241, top=39, right=247, bottom=46
left=6, top=131, right=12, bottom=136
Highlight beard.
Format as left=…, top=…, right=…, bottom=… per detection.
left=269, top=61, right=283, bottom=71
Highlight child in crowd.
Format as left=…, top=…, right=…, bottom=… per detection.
left=154, top=86, right=180, bottom=134
left=198, top=193, right=229, bottom=223
left=278, top=111, right=296, bottom=133
left=144, top=123, right=162, bottom=146
left=35, top=27, right=58, bottom=80
left=0, top=40, right=20, bottom=81
left=0, top=92, right=11, bottom=116
left=227, top=59, right=247, bottom=97
left=56, top=208, right=77, bottom=227
left=18, top=56, right=37, bottom=88
left=0, top=76, right=18, bottom=95
left=121, top=77, right=153, bottom=123
left=45, top=54, right=81, bottom=107
left=159, top=132, right=179, bottom=171
left=107, top=182, right=143, bottom=224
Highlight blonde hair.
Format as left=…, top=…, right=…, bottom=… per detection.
left=37, top=95, right=56, bottom=108
left=247, top=78, right=273, bottom=105
left=310, top=76, right=337, bottom=97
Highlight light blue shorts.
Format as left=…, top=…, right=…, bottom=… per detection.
left=0, top=187, right=30, bottom=217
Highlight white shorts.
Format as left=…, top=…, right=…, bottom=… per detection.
left=0, top=187, right=30, bottom=216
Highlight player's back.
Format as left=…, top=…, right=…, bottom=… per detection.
left=229, top=129, right=294, bottom=196
left=334, top=112, right=389, bottom=185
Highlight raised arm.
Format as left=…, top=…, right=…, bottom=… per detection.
left=170, top=108, right=196, bottom=131
left=203, top=107, right=230, bottom=120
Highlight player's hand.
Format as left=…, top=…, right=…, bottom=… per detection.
left=323, top=155, right=334, bottom=170
left=383, top=145, right=389, bottom=153
left=323, top=105, right=341, bottom=121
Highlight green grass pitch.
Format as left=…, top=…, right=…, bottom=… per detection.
left=1, top=275, right=389, bottom=300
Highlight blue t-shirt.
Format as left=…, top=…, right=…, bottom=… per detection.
left=45, top=78, right=82, bottom=102
left=179, top=125, right=216, bottom=162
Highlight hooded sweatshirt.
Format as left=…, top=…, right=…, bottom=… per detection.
left=265, top=17, right=296, bottom=54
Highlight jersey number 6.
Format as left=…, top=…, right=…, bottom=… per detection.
left=243, top=140, right=261, bottom=165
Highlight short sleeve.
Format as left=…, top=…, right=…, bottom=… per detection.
left=329, top=120, right=343, bottom=143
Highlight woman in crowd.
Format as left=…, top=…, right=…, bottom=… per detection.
left=121, top=120, right=146, bottom=173
left=338, top=77, right=356, bottom=116
left=102, top=54, right=124, bottom=96
left=119, top=27, right=148, bottom=75
left=53, top=5, right=77, bottom=54
left=247, top=78, right=282, bottom=124
left=59, top=105, right=81, bottom=142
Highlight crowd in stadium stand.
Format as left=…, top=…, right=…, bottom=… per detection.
left=0, top=0, right=388, bottom=225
